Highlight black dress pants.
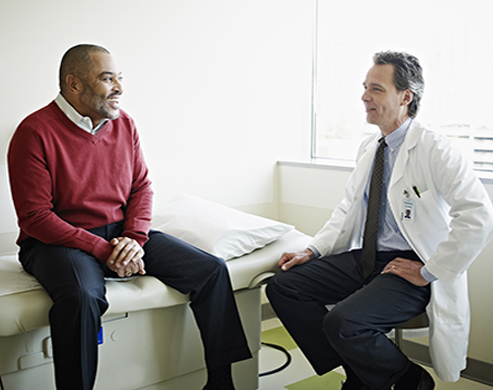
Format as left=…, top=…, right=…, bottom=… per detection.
left=19, top=223, right=252, bottom=390
left=266, top=250, right=430, bottom=390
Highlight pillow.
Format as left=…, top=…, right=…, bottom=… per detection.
left=152, top=194, right=293, bottom=261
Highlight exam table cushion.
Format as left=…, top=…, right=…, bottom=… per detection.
left=0, top=229, right=311, bottom=337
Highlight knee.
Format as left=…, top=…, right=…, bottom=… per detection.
left=56, top=285, right=108, bottom=316
left=265, top=278, right=275, bottom=303
left=323, top=306, right=355, bottom=346
left=266, top=272, right=291, bottom=305
left=266, top=275, right=286, bottom=316
left=208, top=254, right=229, bottom=275
left=266, top=273, right=280, bottom=298
left=198, top=254, right=231, bottom=285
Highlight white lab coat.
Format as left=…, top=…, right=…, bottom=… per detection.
left=310, top=120, right=493, bottom=382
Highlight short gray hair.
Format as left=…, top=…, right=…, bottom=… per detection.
left=59, top=44, right=110, bottom=91
left=373, top=51, right=424, bottom=118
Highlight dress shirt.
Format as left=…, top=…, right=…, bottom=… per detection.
left=372, top=118, right=412, bottom=253
left=55, top=93, right=108, bottom=134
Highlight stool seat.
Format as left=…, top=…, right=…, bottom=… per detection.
left=394, top=312, right=429, bottom=349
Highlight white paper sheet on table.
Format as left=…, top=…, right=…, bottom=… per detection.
left=0, top=255, right=43, bottom=297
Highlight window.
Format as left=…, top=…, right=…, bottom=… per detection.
left=312, top=0, right=493, bottom=172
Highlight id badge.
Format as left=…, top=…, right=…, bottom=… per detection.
left=402, top=198, right=415, bottom=222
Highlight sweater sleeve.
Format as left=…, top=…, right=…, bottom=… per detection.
left=120, top=121, right=153, bottom=247
left=8, top=122, right=114, bottom=262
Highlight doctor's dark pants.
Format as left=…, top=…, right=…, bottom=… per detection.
left=18, top=223, right=252, bottom=390
left=266, top=250, right=431, bottom=390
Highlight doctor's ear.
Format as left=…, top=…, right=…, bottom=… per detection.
left=402, top=90, right=414, bottom=106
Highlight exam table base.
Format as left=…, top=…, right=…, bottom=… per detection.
left=0, top=288, right=260, bottom=390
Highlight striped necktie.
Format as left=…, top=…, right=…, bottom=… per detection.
left=361, top=138, right=387, bottom=278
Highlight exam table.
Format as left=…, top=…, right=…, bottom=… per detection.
left=0, top=187, right=311, bottom=390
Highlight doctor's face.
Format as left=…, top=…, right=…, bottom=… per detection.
left=362, top=64, right=411, bottom=135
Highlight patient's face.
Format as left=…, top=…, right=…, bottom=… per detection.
left=78, top=52, right=124, bottom=126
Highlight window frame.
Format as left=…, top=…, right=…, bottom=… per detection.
left=309, top=0, right=493, bottom=175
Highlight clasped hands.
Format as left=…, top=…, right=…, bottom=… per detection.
left=106, top=237, right=146, bottom=278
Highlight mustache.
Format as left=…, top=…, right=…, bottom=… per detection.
left=107, top=92, right=122, bottom=99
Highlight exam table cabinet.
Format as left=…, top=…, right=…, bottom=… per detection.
left=0, top=230, right=311, bottom=390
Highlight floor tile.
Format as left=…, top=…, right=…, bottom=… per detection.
left=285, top=371, right=345, bottom=390
left=261, top=326, right=298, bottom=351
left=259, top=319, right=493, bottom=390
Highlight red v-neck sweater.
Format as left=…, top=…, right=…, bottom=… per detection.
left=8, top=101, right=153, bottom=262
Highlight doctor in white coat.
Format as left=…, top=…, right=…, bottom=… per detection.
left=267, top=51, right=493, bottom=390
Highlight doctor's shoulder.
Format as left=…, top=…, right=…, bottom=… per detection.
left=414, top=127, right=468, bottom=168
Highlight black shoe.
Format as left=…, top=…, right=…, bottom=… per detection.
left=340, top=379, right=369, bottom=390
left=394, top=364, right=435, bottom=390
left=416, top=367, right=435, bottom=390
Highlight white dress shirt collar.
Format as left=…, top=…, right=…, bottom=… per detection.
left=55, top=93, right=108, bottom=134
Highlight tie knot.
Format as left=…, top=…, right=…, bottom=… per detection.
left=376, top=138, right=387, bottom=156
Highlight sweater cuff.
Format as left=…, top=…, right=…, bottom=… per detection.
left=122, top=230, right=149, bottom=248
left=92, top=240, right=114, bottom=263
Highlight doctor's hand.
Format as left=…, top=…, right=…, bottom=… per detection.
left=381, top=257, right=429, bottom=287
left=278, top=248, right=315, bottom=271
left=106, top=237, right=146, bottom=277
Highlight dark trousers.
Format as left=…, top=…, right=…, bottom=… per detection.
left=19, top=223, right=252, bottom=390
left=266, top=250, right=430, bottom=390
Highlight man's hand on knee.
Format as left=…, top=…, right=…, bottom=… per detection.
left=106, top=237, right=146, bottom=277
left=381, top=257, right=429, bottom=287
left=278, top=248, right=315, bottom=271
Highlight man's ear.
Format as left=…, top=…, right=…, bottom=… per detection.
left=401, top=89, right=414, bottom=106
left=65, top=74, right=84, bottom=95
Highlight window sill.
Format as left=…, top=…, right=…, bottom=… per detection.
left=278, top=159, right=493, bottom=186
left=278, top=158, right=354, bottom=171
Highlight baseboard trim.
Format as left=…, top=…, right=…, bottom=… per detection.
left=400, top=339, right=493, bottom=386
left=261, top=303, right=493, bottom=386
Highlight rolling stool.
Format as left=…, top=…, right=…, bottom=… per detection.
left=394, top=311, right=429, bottom=349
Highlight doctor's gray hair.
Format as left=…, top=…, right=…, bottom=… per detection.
left=373, top=51, right=424, bottom=118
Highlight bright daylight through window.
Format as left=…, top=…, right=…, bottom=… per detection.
left=312, top=0, right=493, bottom=172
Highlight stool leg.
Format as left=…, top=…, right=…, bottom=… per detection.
left=395, top=328, right=403, bottom=349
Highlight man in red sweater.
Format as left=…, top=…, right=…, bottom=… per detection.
left=8, top=44, right=251, bottom=390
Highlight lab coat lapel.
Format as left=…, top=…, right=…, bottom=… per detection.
left=357, top=133, right=380, bottom=191
left=389, top=121, right=420, bottom=189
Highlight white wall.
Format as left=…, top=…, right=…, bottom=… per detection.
left=4, top=0, right=492, bottom=372
left=278, top=162, right=493, bottom=365
left=0, top=0, right=313, bottom=215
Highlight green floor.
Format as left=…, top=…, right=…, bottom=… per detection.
left=259, top=321, right=493, bottom=390
left=285, top=373, right=346, bottom=390
left=261, top=325, right=346, bottom=389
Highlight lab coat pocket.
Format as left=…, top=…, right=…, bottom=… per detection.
left=403, top=190, right=450, bottom=236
